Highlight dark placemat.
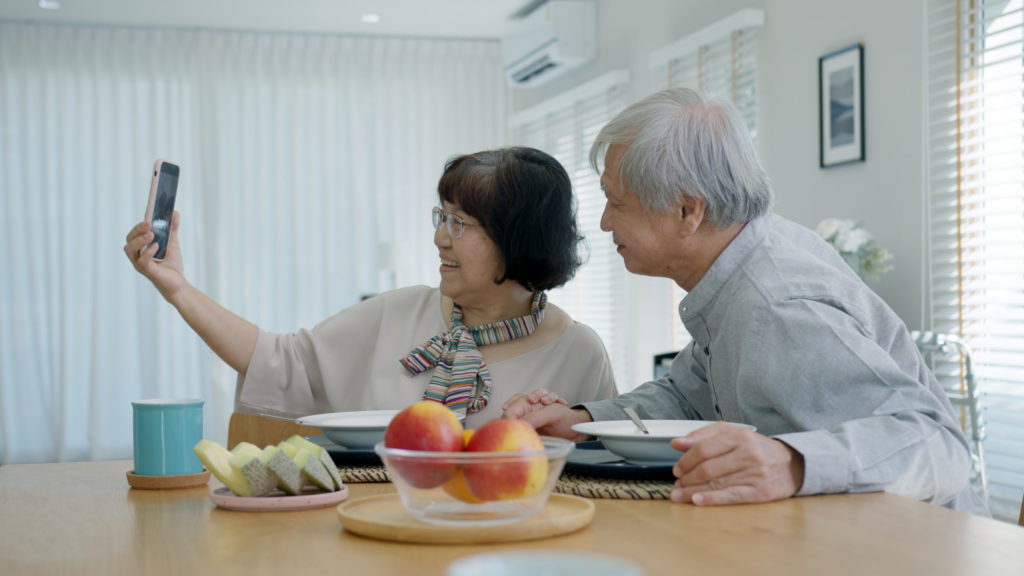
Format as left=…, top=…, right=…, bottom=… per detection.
left=308, top=435, right=384, bottom=468
left=563, top=440, right=676, bottom=482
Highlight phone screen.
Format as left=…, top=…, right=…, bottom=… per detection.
left=151, top=162, right=179, bottom=259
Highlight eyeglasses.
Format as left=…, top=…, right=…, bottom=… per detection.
left=432, top=206, right=478, bottom=239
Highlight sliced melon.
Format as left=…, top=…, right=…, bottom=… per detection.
left=284, top=435, right=343, bottom=491
left=228, top=446, right=277, bottom=497
left=231, top=441, right=261, bottom=456
left=259, top=445, right=303, bottom=495
left=293, top=446, right=334, bottom=491
left=194, top=439, right=249, bottom=497
left=277, top=440, right=299, bottom=459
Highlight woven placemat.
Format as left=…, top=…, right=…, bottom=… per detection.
left=338, top=466, right=391, bottom=484
left=554, top=472, right=673, bottom=500
left=339, top=466, right=673, bottom=500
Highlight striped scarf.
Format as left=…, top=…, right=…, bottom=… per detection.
left=399, top=292, right=546, bottom=421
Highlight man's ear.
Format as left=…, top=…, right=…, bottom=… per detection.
left=678, top=195, right=705, bottom=236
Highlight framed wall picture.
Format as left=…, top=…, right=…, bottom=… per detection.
left=819, top=43, right=864, bottom=168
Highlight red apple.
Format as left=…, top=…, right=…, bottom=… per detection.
left=442, top=429, right=485, bottom=503
left=463, top=419, right=548, bottom=501
left=383, top=401, right=464, bottom=489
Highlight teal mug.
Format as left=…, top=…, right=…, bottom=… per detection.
left=132, top=398, right=204, bottom=476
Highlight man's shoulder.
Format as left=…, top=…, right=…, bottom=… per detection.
left=738, top=217, right=861, bottom=301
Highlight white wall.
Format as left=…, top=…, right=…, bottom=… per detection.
left=511, top=0, right=927, bottom=385
left=759, top=0, right=925, bottom=329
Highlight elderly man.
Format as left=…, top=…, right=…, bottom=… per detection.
left=505, top=88, right=988, bottom=515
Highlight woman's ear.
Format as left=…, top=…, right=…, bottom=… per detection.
left=678, top=195, right=705, bottom=236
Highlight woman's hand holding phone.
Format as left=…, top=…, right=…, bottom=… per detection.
left=123, top=159, right=260, bottom=374
left=124, top=211, right=188, bottom=304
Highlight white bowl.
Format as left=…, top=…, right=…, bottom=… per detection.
left=571, top=420, right=756, bottom=466
left=296, top=410, right=399, bottom=449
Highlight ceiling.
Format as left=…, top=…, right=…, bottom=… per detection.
left=0, top=0, right=543, bottom=39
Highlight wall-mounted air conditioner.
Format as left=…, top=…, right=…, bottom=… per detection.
left=502, top=0, right=596, bottom=87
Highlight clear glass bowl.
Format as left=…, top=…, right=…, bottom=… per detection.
left=374, top=437, right=573, bottom=526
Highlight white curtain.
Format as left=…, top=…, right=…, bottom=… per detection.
left=0, top=22, right=508, bottom=464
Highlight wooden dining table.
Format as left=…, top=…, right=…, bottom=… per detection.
left=1, top=459, right=1021, bottom=576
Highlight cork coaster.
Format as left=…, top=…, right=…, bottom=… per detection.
left=127, top=469, right=211, bottom=490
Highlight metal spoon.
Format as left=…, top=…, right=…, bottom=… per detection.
left=623, top=407, right=650, bottom=435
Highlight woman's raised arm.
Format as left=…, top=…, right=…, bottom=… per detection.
left=124, top=211, right=258, bottom=375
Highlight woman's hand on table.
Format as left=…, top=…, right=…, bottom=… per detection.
left=669, top=423, right=805, bottom=506
left=501, top=391, right=592, bottom=442
left=501, top=387, right=567, bottom=415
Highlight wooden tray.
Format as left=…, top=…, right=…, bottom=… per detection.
left=336, top=494, right=594, bottom=544
left=126, top=469, right=210, bottom=490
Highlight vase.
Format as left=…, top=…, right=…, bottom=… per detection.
left=841, top=252, right=864, bottom=279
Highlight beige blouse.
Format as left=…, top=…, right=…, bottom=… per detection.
left=235, top=285, right=617, bottom=428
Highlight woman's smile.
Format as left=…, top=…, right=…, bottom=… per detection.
left=439, top=256, right=460, bottom=272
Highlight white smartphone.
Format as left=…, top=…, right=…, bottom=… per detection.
left=144, top=159, right=180, bottom=260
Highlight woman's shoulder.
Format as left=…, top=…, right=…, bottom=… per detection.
left=532, top=302, right=608, bottom=356
left=538, top=300, right=571, bottom=335
left=374, top=284, right=437, bottom=302
left=315, top=285, right=441, bottom=332
left=363, top=285, right=441, bottom=313
left=544, top=303, right=598, bottom=339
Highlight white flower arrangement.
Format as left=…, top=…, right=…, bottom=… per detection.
left=815, top=218, right=894, bottom=281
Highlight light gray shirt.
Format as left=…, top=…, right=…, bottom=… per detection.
left=236, top=285, right=617, bottom=429
left=583, top=214, right=989, bottom=515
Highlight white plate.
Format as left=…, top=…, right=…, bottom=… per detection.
left=295, top=410, right=399, bottom=449
left=572, top=419, right=750, bottom=439
left=571, top=420, right=755, bottom=466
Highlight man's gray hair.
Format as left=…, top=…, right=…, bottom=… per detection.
left=589, top=87, right=773, bottom=228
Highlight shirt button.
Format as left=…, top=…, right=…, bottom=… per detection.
left=703, top=346, right=709, bottom=355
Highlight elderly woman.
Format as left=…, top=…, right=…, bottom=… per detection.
left=124, top=147, right=616, bottom=427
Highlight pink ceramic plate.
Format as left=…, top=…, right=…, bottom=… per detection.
left=209, top=485, right=349, bottom=512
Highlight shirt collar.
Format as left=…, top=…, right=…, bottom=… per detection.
left=679, top=213, right=772, bottom=321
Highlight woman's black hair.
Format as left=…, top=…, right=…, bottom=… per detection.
left=437, top=147, right=584, bottom=292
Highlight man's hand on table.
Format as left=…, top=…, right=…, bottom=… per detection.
left=503, top=394, right=805, bottom=506
left=670, top=422, right=805, bottom=506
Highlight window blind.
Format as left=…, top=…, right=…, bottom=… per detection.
left=648, top=10, right=764, bottom=355
left=511, top=71, right=632, bottom=390
left=926, top=0, right=1024, bottom=522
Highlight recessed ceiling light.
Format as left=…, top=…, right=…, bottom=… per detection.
left=38, top=0, right=61, bottom=9
left=361, top=13, right=381, bottom=24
